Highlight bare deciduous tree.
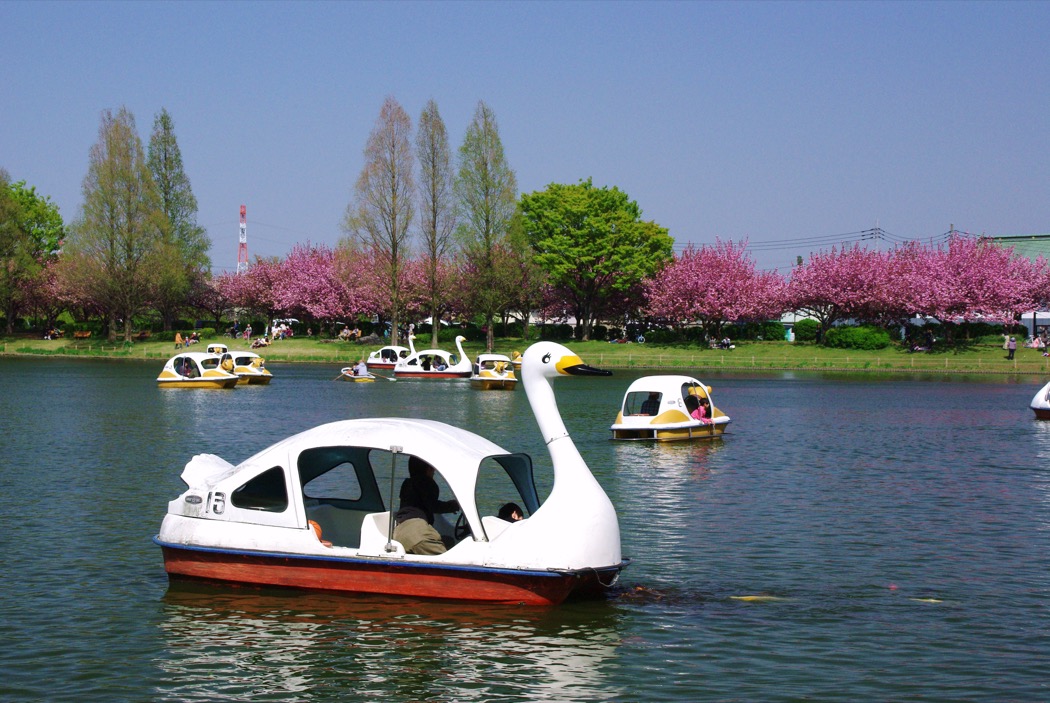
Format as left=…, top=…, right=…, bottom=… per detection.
left=344, top=96, right=415, bottom=346
left=416, top=99, right=457, bottom=346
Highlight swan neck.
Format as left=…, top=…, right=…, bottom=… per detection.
left=528, top=376, right=570, bottom=444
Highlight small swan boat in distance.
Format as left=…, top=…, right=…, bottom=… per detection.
left=157, top=352, right=240, bottom=389
left=1031, top=380, right=1050, bottom=419
left=610, top=375, right=730, bottom=441
left=469, top=353, right=518, bottom=390
left=154, top=342, right=626, bottom=605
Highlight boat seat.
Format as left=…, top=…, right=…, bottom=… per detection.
left=358, top=511, right=405, bottom=557
left=481, top=515, right=514, bottom=540
left=304, top=504, right=371, bottom=549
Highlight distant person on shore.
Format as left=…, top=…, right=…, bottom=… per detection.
left=1007, top=336, right=1017, bottom=360
left=174, top=332, right=183, bottom=349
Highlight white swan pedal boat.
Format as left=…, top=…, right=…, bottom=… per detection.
left=610, top=375, right=730, bottom=441
left=393, top=335, right=472, bottom=379
left=219, top=350, right=273, bottom=385
left=154, top=342, right=627, bottom=605
left=1031, top=380, right=1050, bottom=419
left=470, top=353, right=518, bottom=390
left=157, top=352, right=240, bottom=389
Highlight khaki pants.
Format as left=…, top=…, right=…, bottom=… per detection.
left=393, top=518, right=446, bottom=555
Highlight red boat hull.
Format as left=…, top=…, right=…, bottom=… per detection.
left=367, top=361, right=396, bottom=370
left=1034, top=407, right=1050, bottom=420
left=393, top=371, right=471, bottom=379
left=157, top=542, right=623, bottom=606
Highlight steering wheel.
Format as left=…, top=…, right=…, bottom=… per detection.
left=453, top=511, right=472, bottom=542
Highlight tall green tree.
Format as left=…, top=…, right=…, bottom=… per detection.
left=63, top=107, right=164, bottom=342
left=416, top=99, right=457, bottom=347
left=0, top=171, right=65, bottom=334
left=455, top=101, right=518, bottom=352
left=520, top=178, right=673, bottom=341
left=148, top=108, right=210, bottom=331
left=343, top=96, right=415, bottom=346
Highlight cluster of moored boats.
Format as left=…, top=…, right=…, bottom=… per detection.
left=152, top=329, right=741, bottom=607
left=337, top=334, right=521, bottom=390
left=156, top=343, right=272, bottom=389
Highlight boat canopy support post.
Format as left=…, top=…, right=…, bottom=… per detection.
left=385, top=446, right=403, bottom=553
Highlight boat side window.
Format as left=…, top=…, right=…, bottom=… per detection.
left=231, top=466, right=289, bottom=512
left=200, top=357, right=219, bottom=370
left=474, top=454, right=541, bottom=528
left=682, top=383, right=704, bottom=403
left=625, top=391, right=662, bottom=416
left=303, top=461, right=363, bottom=502
left=298, top=446, right=385, bottom=512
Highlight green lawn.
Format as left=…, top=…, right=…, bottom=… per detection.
left=3, top=333, right=1047, bottom=376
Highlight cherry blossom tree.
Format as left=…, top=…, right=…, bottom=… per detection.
left=273, top=243, right=355, bottom=323
left=787, top=244, right=890, bottom=342
left=645, top=240, right=786, bottom=339
left=215, top=257, right=283, bottom=330
left=928, top=235, right=1039, bottom=324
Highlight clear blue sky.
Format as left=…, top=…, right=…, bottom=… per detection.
left=2, top=0, right=1048, bottom=274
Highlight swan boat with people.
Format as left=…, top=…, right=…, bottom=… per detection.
left=1030, top=380, right=1050, bottom=419
left=610, top=375, right=731, bottom=441
left=393, top=335, right=472, bottom=379
left=156, top=352, right=240, bottom=389
left=469, top=353, right=518, bottom=390
left=153, top=342, right=627, bottom=605
left=219, top=350, right=273, bottom=385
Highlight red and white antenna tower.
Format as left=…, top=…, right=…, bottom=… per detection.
left=236, top=204, right=248, bottom=274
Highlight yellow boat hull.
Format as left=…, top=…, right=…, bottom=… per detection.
left=157, top=377, right=239, bottom=389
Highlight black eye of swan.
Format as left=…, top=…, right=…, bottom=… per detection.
left=542, top=353, right=551, bottom=364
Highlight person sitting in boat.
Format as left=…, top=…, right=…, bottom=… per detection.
left=420, top=356, right=432, bottom=371
left=498, top=502, right=524, bottom=522
left=353, top=358, right=368, bottom=376
left=434, top=359, right=448, bottom=371
left=640, top=392, right=661, bottom=415
left=393, top=456, right=460, bottom=555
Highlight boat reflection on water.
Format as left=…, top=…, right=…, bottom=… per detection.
left=613, top=437, right=727, bottom=483
left=157, top=582, right=624, bottom=701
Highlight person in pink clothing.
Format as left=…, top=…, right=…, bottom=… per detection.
left=685, top=395, right=713, bottom=424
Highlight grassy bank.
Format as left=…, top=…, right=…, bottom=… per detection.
left=2, top=334, right=1048, bottom=376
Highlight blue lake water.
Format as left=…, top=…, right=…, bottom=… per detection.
left=1, top=356, right=1048, bottom=701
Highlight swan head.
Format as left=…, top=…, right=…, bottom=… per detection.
left=523, top=341, right=612, bottom=382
